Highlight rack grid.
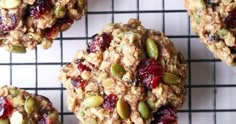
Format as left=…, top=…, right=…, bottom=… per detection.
left=0, top=0, right=236, bottom=123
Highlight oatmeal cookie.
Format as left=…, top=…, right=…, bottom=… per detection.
left=0, top=0, right=87, bottom=53
left=59, top=19, right=187, bottom=124
left=184, top=0, right=236, bottom=66
left=0, top=85, right=60, bottom=124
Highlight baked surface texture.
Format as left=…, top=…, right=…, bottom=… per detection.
left=0, top=0, right=87, bottom=53
left=0, top=85, right=61, bottom=124
left=184, top=0, right=236, bottom=66
left=59, top=19, right=187, bottom=124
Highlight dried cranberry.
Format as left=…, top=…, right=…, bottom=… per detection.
left=207, top=33, right=221, bottom=42
left=28, top=0, right=51, bottom=18
left=137, top=59, right=164, bottom=89
left=225, top=9, right=236, bottom=28
left=151, top=106, right=177, bottom=124
left=71, top=77, right=87, bottom=89
left=0, top=97, right=13, bottom=119
left=45, top=17, right=73, bottom=39
left=103, top=94, right=118, bottom=110
left=76, top=59, right=91, bottom=72
left=87, top=33, right=113, bottom=53
left=38, top=114, right=53, bottom=124
left=55, top=17, right=73, bottom=28
left=230, top=46, right=236, bottom=54
left=207, top=0, right=218, bottom=4
left=207, top=0, right=219, bottom=9
left=0, top=14, right=17, bottom=32
left=233, top=58, right=236, bottom=64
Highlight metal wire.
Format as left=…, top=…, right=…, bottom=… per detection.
left=1, top=0, right=235, bottom=123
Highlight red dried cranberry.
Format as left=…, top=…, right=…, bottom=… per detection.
left=88, top=33, right=113, bottom=53
left=207, top=33, right=221, bottom=42
left=45, top=17, right=73, bottom=39
left=151, top=106, right=177, bottom=124
left=55, top=17, right=73, bottom=28
left=0, top=14, right=17, bottom=32
left=38, top=114, right=53, bottom=124
left=76, top=59, right=91, bottom=72
left=102, top=94, right=118, bottom=110
left=137, top=59, right=164, bottom=89
left=45, top=27, right=58, bottom=39
left=0, top=97, right=13, bottom=119
left=28, top=0, right=51, bottom=18
left=71, top=77, right=87, bottom=89
left=230, top=46, right=236, bottom=54
left=225, top=9, right=236, bottom=28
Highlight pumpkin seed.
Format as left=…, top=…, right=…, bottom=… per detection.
left=55, top=6, right=65, bottom=18
left=24, top=96, right=36, bottom=114
left=10, top=45, right=26, bottom=53
left=217, top=29, right=228, bottom=36
left=162, top=72, right=181, bottom=85
left=116, top=99, right=131, bottom=119
left=193, top=13, right=200, bottom=24
left=84, top=118, right=97, bottom=124
left=146, top=100, right=155, bottom=110
left=83, top=96, right=104, bottom=108
left=9, top=88, right=19, bottom=97
left=146, top=38, right=158, bottom=60
left=0, top=118, right=10, bottom=124
left=110, top=64, right=126, bottom=78
left=138, top=101, right=150, bottom=119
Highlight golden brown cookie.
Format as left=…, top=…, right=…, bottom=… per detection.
left=184, top=0, right=236, bottom=66
left=59, top=19, right=187, bottom=124
left=0, top=0, right=87, bottom=53
left=0, top=85, right=60, bottom=124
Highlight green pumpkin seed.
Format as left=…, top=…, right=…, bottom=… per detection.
left=217, top=29, right=228, bottom=36
left=196, top=0, right=206, bottom=10
left=24, top=96, right=36, bottom=114
left=110, top=64, right=126, bottom=78
left=116, top=99, right=131, bottom=119
left=146, top=38, right=158, bottom=60
left=83, top=96, right=104, bottom=108
left=117, top=32, right=125, bottom=39
left=193, top=13, right=200, bottom=24
left=9, top=88, right=20, bottom=97
left=84, top=118, right=97, bottom=124
left=22, top=120, right=29, bottom=124
left=162, top=72, right=181, bottom=85
left=138, top=101, right=150, bottom=119
left=55, top=6, right=65, bottom=18
left=146, top=100, right=155, bottom=110
left=10, top=45, right=26, bottom=53
left=0, top=118, right=10, bottom=124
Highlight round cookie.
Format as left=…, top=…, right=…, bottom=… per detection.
left=59, top=19, right=187, bottom=124
left=0, top=85, right=60, bottom=124
left=0, top=0, right=87, bottom=53
left=184, top=0, right=236, bottom=66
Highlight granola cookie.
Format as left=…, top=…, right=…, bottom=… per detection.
left=0, top=0, right=87, bottom=53
left=59, top=19, right=187, bottom=124
left=184, top=0, right=236, bottom=66
left=0, top=85, right=60, bottom=124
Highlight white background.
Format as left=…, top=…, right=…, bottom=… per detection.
left=0, top=0, right=236, bottom=123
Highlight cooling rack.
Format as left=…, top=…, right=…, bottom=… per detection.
left=0, top=0, right=236, bottom=123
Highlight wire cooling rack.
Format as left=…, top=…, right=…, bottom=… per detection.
left=0, top=0, right=236, bottom=123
